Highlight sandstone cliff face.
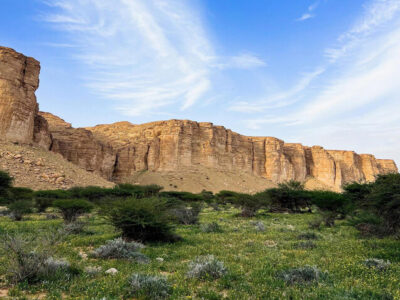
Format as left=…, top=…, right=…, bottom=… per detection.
left=40, top=112, right=116, bottom=180
left=0, top=47, right=41, bottom=144
left=1, top=46, right=398, bottom=190
left=86, top=120, right=398, bottom=188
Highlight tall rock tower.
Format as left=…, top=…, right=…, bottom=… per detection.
left=0, top=47, right=51, bottom=148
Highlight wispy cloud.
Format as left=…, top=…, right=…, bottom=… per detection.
left=229, top=67, right=324, bottom=112
left=296, top=1, right=319, bottom=21
left=42, top=0, right=214, bottom=116
left=297, top=13, right=314, bottom=22
left=325, top=0, right=400, bottom=62
left=217, top=53, right=267, bottom=70
left=239, top=0, right=400, bottom=163
left=42, top=0, right=266, bottom=116
left=291, top=0, right=400, bottom=124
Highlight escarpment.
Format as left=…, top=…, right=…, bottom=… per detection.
left=1, top=46, right=398, bottom=190
left=83, top=121, right=398, bottom=189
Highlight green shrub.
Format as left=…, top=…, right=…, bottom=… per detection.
left=53, top=199, right=94, bottom=223
left=128, top=274, right=172, bottom=299
left=0, top=170, right=13, bottom=195
left=363, top=258, right=391, bottom=271
left=84, top=266, right=102, bottom=276
left=68, top=186, right=119, bottom=203
left=8, top=187, right=33, bottom=201
left=295, top=241, right=317, bottom=250
left=343, top=181, right=371, bottom=205
left=62, top=221, right=87, bottom=235
left=35, top=198, right=54, bottom=213
left=34, top=189, right=71, bottom=199
left=278, top=266, right=327, bottom=285
left=297, top=232, right=320, bottom=240
left=215, top=190, right=240, bottom=203
left=187, top=255, right=227, bottom=280
left=308, top=217, right=323, bottom=230
left=215, top=190, right=270, bottom=217
left=34, top=190, right=71, bottom=212
left=200, top=222, right=222, bottom=233
left=92, top=238, right=148, bottom=263
left=0, top=233, right=62, bottom=283
left=117, top=184, right=163, bottom=198
left=100, top=197, right=178, bottom=242
left=43, top=257, right=72, bottom=276
left=365, top=174, right=400, bottom=234
left=310, top=191, right=349, bottom=226
left=171, top=202, right=202, bottom=225
left=254, top=221, right=266, bottom=232
left=344, top=174, right=400, bottom=236
left=267, top=181, right=312, bottom=213
left=7, top=200, right=33, bottom=221
left=159, top=191, right=203, bottom=202
left=200, top=190, right=214, bottom=203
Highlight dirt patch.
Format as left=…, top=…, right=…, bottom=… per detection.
left=122, top=165, right=276, bottom=194
left=0, top=288, right=9, bottom=298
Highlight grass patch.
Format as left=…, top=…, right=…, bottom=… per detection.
left=0, top=208, right=399, bottom=299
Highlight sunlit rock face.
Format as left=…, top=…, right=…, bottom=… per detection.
left=0, top=47, right=41, bottom=144
left=85, top=120, right=398, bottom=187
left=40, top=112, right=116, bottom=180
left=1, top=46, right=397, bottom=188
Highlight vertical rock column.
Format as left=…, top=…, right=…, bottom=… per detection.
left=0, top=47, right=41, bottom=144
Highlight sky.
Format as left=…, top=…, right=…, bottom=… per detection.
left=1, top=0, right=400, bottom=165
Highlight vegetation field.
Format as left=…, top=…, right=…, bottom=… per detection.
left=1, top=207, right=399, bottom=299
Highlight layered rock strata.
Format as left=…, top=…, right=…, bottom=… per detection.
left=0, top=47, right=42, bottom=144
left=40, top=112, right=116, bottom=180
left=85, top=120, right=398, bottom=188
left=1, top=46, right=398, bottom=189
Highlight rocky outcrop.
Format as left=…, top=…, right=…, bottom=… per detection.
left=0, top=47, right=41, bottom=144
left=40, top=112, right=116, bottom=180
left=377, top=159, right=398, bottom=175
left=1, top=46, right=398, bottom=190
left=86, top=120, right=398, bottom=188
left=0, top=47, right=52, bottom=150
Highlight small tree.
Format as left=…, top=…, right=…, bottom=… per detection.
left=116, top=184, right=163, bottom=198
left=215, top=190, right=270, bottom=217
left=7, top=200, right=33, bottom=221
left=0, top=170, right=13, bottom=198
left=200, top=190, right=214, bottom=203
left=53, top=199, right=94, bottom=223
left=267, top=181, right=312, bottom=213
left=160, top=191, right=204, bottom=224
left=8, top=187, right=33, bottom=201
left=365, top=174, right=400, bottom=234
left=34, top=190, right=71, bottom=213
left=310, top=191, right=349, bottom=226
left=344, top=174, right=400, bottom=236
left=100, top=197, right=178, bottom=242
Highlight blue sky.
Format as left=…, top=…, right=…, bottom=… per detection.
left=1, top=0, right=400, bottom=164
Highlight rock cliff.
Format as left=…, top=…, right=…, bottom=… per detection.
left=84, top=120, right=398, bottom=189
left=0, top=46, right=398, bottom=191
left=0, top=47, right=44, bottom=145
left=40, top=112, right=116, bottom=180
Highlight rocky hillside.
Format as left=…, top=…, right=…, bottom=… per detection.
left=0, top=141, right=114, bottom=190
left=0, top=46, right=398, bottom=192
